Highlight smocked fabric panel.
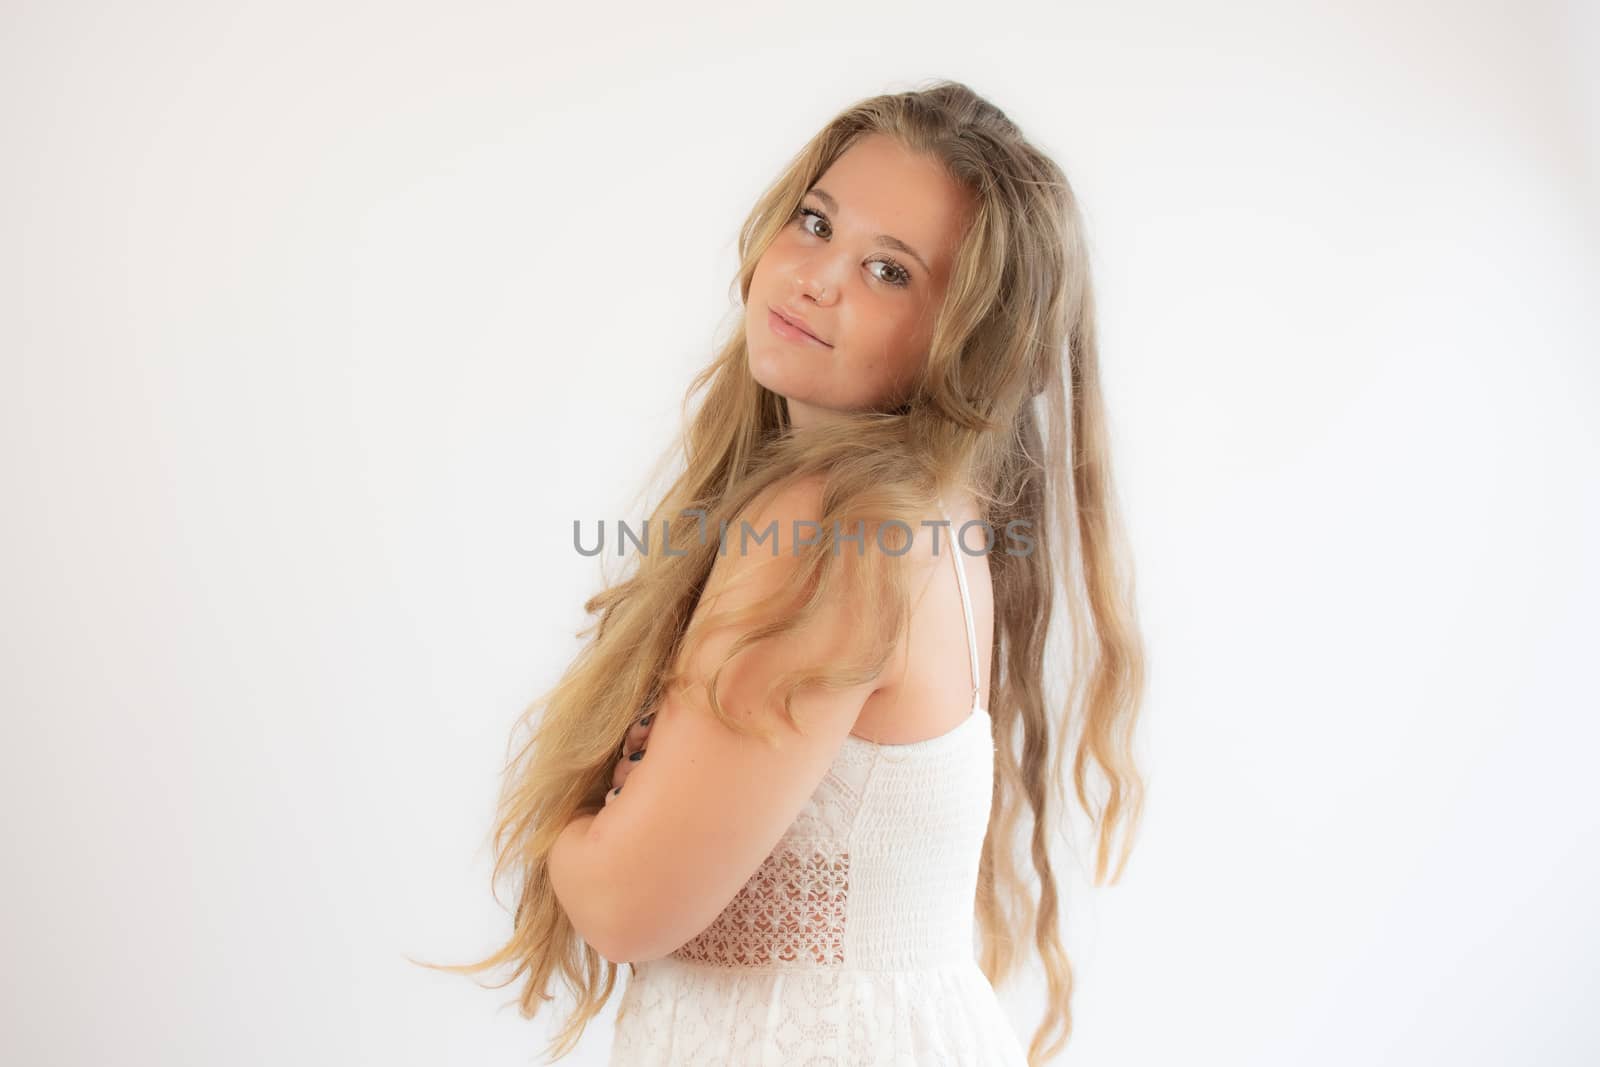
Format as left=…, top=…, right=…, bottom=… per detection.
left=842, top=720, right=996, bottom=970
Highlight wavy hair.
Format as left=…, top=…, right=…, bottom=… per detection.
left=415, top=78, right=1146, bottom=1066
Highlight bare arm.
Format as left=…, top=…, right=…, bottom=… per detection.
left=554, top=474, right=884, bottom=963
left=548, top=810, right=630, bottom=960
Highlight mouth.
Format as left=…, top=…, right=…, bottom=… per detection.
left=768, top=306, right=831, bottom=347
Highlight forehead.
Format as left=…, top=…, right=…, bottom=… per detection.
left=809, top=134, right=971, bottom=277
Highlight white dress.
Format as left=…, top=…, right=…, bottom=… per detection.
left=609, top=501, right=1030, bottom=1066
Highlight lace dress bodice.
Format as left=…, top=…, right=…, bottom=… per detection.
left=608, top=499, right=1029, bottom=1066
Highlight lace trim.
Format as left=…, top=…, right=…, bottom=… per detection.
left=670, top=842, right=850, bottom=967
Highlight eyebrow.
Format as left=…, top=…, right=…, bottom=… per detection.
left=805, top=187, right=932, bottom=276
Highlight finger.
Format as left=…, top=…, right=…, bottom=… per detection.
left=619, top=736, right=650, bottom=772
left=624, top=712, right=656, bottom=751
left=607, top=743, right=644, bottom=801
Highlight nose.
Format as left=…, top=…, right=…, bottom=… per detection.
left=792, top=249, right=846, bottom=306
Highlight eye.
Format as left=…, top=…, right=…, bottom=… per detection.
left=793, top=205, right=912, bottom=289
left=795, top=205, right=832, bottom=240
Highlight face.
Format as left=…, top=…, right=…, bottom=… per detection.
left=746, top=133, right=973, bottom=430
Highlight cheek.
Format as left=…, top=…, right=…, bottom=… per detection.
left=863, top=310, right=919, bottom=365
left=872, top=313, right=933, bottom=386
left=753, top=238, right=798, bottom=283
left=748, top=253, right=788, bottom=317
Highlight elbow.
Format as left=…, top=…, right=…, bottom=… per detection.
left=587, top=890, right=674, bottom=964
left=557, top=877, right=638, bottom=964
left=600, top=882, right=710, bottom=963
left=602, top=915, right=673, bottom=965
left=572, top=880, right=685, bottom=964
left=548, top=816, right=638, bottom=963
left=584, top=919, right=637, bottom=966
left=547, top=812, right=699, bottom=964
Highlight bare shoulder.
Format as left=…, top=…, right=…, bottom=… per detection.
left=701, top=472, right=835, bottom=608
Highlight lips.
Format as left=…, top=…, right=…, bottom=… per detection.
left=770, top=305, right=830, bottom=346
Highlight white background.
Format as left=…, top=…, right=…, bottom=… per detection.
left=3, top=1, right=1597, bottom=1064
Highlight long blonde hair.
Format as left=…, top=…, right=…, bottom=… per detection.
left=417, top=79, right=1146, bottom=1066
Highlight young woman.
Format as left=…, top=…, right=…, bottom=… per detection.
left=433, top=80, right=1146, bottom=1065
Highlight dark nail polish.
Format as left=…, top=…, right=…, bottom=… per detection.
left=628, top=749, right=644, bottom=761
left=640, top=712, right=654, bottom=727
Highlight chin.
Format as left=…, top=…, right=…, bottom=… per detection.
left=746, top=341, right=790, bottom=395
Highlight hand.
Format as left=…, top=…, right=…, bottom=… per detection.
left=605, top=709, right=655, bottom=806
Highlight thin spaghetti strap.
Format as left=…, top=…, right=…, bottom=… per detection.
left=937, top=494, right=983, bottom=711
